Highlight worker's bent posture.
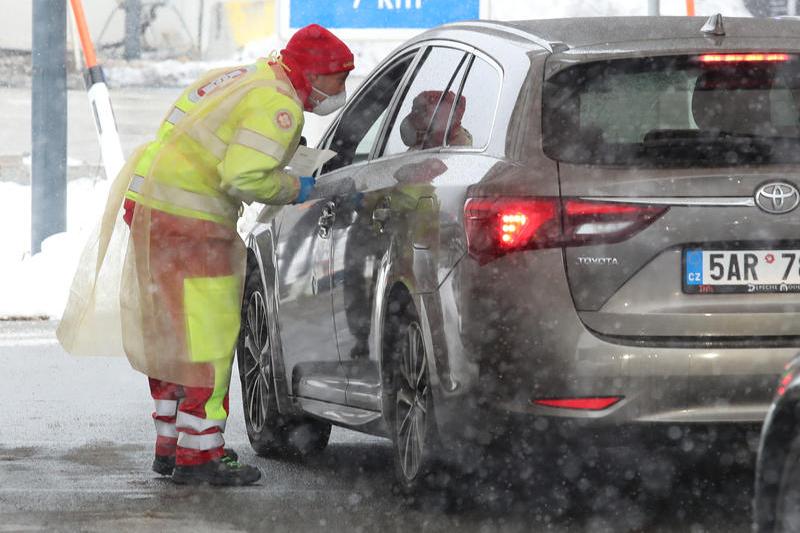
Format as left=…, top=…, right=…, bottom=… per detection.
left=118, top=24, right=352, bottom=486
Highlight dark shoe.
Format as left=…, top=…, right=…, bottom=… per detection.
left=152, top=448, right=239, bottom=476
left=172, top=456, right=261, bottom=486
left=152, top=454, right=175, bottom=476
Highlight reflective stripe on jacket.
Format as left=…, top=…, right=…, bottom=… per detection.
left=126, top=59, right=304, bottom=225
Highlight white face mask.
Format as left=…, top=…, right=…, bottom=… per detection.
left=310, top=85, right=346, bottom=116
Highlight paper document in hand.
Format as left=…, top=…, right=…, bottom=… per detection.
left=286, top=146, right=337, bottom=176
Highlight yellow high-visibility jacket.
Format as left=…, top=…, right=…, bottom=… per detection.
left=58, top=59, right=309, bottom=387
left=125, top=59, right=304, bottom=227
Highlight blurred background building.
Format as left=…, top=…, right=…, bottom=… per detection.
left=0, top=0, right=775, bottom=66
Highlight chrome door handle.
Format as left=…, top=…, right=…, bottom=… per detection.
left=372, top=208, right=391, bottom=233
left=317, top=201, right=336, bottom=238
left=372, top=208, right=391, bottom=223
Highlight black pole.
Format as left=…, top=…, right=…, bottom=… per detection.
left=31, top=0, right=67, bottom=254
left=197, top=0, right=205, bottom=57
left=124, top=0, right=142, bottom=60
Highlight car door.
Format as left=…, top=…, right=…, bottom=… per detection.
left=272, top=189, right=345, bottom=403
left=275, top=50, right=419, bottom=405
left=329, top=45, right=473, bottom=411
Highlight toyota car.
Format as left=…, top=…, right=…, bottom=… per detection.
left=237, top=15, right=800, bottom=491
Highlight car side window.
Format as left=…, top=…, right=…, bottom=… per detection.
left=446, top=56, right=501, bottom=149
left=320, top=53, right=415, bottom=175
left=354, top=107, right=389, bottom=160
left=380, top=46, right=469, bottom=157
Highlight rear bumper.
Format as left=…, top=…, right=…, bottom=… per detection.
left=426, top=248, right=798, bottom=439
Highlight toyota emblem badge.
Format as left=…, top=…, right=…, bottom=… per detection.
left=754, top=182, right=800, bottom=214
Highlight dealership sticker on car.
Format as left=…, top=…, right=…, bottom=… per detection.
left=684, top=249, right=800, bottom=293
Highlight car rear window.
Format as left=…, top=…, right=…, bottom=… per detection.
left=542, top=54, right=800, bottom=167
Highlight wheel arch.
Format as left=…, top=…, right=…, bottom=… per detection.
left=378, top=281, right=414, bottom=389
left=246, top=232, right=297, bottom=416
left=376, top=280, right=442, bottom=420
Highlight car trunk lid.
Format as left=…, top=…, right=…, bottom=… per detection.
left=543, top=52, right=800, bottom=339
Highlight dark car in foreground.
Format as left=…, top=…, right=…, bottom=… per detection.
left=754, top=354, right=800, bottom=532
left=237, top=15, right=800, bottom=491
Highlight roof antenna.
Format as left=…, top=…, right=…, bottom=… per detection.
left=701, top=13, right=726, bottom=36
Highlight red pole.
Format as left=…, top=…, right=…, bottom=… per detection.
left=67, top=0, right=125, bottom=180
left=69, top=0, right=98, bottom=68
left=686, top=0, right=696, bottom=16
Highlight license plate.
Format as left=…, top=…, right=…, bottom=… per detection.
left=683, top=249, right=800, bottom=293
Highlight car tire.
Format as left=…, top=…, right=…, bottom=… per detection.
left=384, top=296, right=443, bottom=495
left=237, top=265, right=331, bottom=457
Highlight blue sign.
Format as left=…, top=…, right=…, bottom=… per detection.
left=289, top=0, right=481, bottom=30
left=685, top=250, right=703, bottom=286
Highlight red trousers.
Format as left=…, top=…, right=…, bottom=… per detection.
left=149, top=377, right=230, bottom=466
left=125, top=200, right=238, bottom=465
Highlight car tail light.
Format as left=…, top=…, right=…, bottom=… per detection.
left=699, top=53, right=790, bottom=63
left=777, top=371, right=794, bottom=397
left=532, top=396, right=623, bottom=410
left=562, top=200, right=667, bottom=246
left=464, top=197, right=668, bottom=264
left=464, top=198, right=561, bottom=263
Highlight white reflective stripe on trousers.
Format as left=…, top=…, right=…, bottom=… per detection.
left=128, top=175, right=239, bottom=220
left=154, top=419, right=178, bottom=438
left=176, top=411, right=227, bottom=433
left=177, top=431, right=225, bottom=451
left=153, top=399, right=178, bottom=417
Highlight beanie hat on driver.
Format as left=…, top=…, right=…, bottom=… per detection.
left=279, top=24, right=354, bottom=109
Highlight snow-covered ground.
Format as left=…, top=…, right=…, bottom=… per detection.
left=0, top=178, right=111, bottom=318
left=0, top=1, right=755, bottom=319
left=0, top=177, right=265, bottom=319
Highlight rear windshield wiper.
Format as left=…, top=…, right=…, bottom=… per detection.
left=642, top=129, right=786, bottom=148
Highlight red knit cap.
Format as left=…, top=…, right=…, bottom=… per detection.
left=280, top=24, right=354, bottom=110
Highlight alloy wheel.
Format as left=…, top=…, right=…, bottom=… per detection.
left=243, top=290, right=271, bottom=434
left=395, top=320, right=430, bottom=482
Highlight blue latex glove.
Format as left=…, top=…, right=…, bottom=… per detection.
left=294, top=176, right=316, bottom=204
left=353, top=191, right=365, bottom=209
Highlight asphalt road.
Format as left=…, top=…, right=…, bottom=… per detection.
left=0, top=320, right=756, bottom=532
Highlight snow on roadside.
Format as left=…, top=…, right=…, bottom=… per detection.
left=0, top=178, right=265, bottom=320
left=0, top=179, right=111, bottom=319
left=105, top=59, right=232, bottom=89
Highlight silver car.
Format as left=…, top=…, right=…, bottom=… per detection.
left=237, top=15, right=800, bottom=491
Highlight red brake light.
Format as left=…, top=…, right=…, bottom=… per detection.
left=699, top=53, right=790, bottom=63
left=532, top=396, right=623, bottom=411
left=464, top=197, right=668, bottom=264
left=464, top=198, right=561, bottom=264
left=778, top=371, right=794, bottom=397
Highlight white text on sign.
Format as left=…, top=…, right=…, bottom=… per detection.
left=352, top=0, right=424, bottom=9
